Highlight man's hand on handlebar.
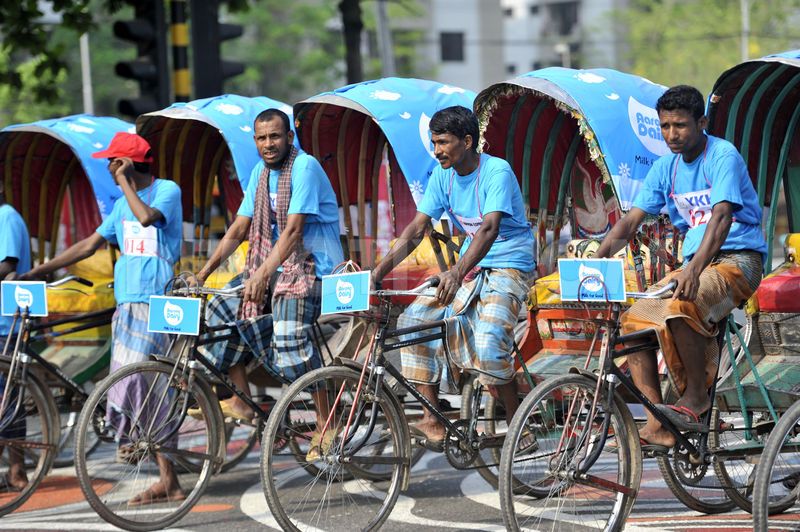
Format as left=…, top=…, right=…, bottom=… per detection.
left=670, top=267, right=700, bottom=302
left=435, top=270, right=463, bottom=306
left=243, top=271, right=268, bottom=305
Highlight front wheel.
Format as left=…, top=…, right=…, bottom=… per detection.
left=74, top=360, right=221, bottom=532
left=0, top=361, right=58, bottom=517
left=261, top=365, right=408, bottom=531
left=499, top=373, right=642, bottom=531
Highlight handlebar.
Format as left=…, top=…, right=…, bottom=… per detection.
left=626, top=281, right=677, bottom=299
left=169, top=285, right=244, bottom=298
left=371, top=277, right=440, bottom=298
left=47, top=275, right=93, bottom=288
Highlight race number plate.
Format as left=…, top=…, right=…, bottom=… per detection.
left=558, top=258, right=627, bottom=302
left=321, top=271, right=371, bottom=315
left=148, top=296, right=202, bottom=336
left=1, top=281, right=48, bottom=317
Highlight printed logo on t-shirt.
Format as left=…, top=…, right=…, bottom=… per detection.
left=673, top=188, right=712, bottom=228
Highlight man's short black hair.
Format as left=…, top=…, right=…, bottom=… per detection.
left=133, top=151, right=153, bottom=173
left=429, top=106, right=480, bottom=151
left=255, top=108, right=291, bottom=133
left=656, top=85, right=706, bottom=121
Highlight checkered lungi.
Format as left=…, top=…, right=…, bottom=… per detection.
left=398, top=268, right=532, bottom=387
left=107, top=303, right=176, bottom=446
left=204, top=274, right=323, bottom=385
left=621, top=250, right=762, bottom=395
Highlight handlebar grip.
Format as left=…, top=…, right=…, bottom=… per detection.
left=427, top=277, right=441, bottom=288
left=73, top=277, right=94, bottom=287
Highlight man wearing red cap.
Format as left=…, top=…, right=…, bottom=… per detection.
left=23, top=132, right=185, bottom=505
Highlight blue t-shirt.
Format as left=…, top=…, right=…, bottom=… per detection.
left=96, top=179, right=183, bottom=304
left=633, top=134, right=767, bottom=261
left=0, top=205, right=32, bottom=336
left=418, top=153, right=535, bottom=272
left=237, top=152, right=343, bottom=277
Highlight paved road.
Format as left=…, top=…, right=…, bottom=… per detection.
left=0, top=444, right=767, bottom=531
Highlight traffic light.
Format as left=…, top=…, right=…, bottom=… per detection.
left=190, top=0, right=244, bottom=98
left=114, top=0, right=170, bottom=117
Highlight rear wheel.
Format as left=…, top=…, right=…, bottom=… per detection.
left=75, top=360, right=221, bottom=532
left=656, top=407, right=736, bottom=514
left=753, top=400, right=800, bottom=531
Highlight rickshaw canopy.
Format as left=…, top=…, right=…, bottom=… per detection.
left=0, top=114, right=132, bottom=262
left=708, top=50, right=800, bottom=266
left=136, top=94, right=295, bottom=227
left=294, top=77, right=476, bottom=237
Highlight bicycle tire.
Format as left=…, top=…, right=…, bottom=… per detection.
left=261, top=365, right=408, bottom=531
left=499, top=373, right=642, bottom=532
left=0, top=360, right=58, bottom=517
left=74, top=360, right=221, bottom=531
left=711, top=407, right=791, bottom=514
left=753, top=399, right=800, bottom=531
left=459, top=376, right=509, bottom=489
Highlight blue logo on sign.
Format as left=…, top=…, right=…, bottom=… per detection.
left=1, top=281, right=48, bottom=317
left=558, top=259, right=627, bottom=302
left=321, top=271, right=371, bottom=315
left=148, top=296, right=201, bottom=336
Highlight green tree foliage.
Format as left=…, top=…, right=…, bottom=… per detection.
left=615, top=0, right=800, bottom=95
left=222, top=0, right=344, bottom=102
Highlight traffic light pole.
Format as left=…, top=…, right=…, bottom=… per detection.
left=190, top=0, right=243, bottom=98
left=171, top=0, right=190, bottom=102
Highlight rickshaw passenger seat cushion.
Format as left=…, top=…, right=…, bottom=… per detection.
left=755, top=265, right=800, bottom=313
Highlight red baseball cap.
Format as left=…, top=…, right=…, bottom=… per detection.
left=92, top=132, right=154, bottom=163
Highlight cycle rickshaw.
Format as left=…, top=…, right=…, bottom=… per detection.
left=0, top=114, right=130, bottom=513
left=490, top=61, right=800, bottom=530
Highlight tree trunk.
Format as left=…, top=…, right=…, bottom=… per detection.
left=339, top=0, right=363, bottom=84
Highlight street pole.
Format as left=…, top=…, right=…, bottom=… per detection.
left=375, top=0, right=396, bottom=77
left=79, top=33, right=94, bottom=114
left=740, top=0, right=750, bottom=62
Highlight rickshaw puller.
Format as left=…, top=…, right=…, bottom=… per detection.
left=194, top=109, right=343, bottom=461
left=372, top=106, right=536, bottom=449
left=0, top=188, right=32, bottom=492
left=21, top=132, right=184, bottom=505
left=595, top=85, right=767, bottom=449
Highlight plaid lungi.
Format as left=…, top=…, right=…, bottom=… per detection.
left=204, top=274, right=323, bottom=385
left=398, top=268, right=532, bottom=387
left=621, top=251, right=762, bottom=395
left=107, top=303, right=176, bottom=446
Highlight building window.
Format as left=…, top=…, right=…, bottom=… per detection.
left=529, top=4, right=539, bottom=16
left=548, top=1, right=579, bottom=36
left=440, top=32, right=465, bottom=62
left=507, top=64, right=517, bottom=74
left=503, top=7, right=514, bottom=17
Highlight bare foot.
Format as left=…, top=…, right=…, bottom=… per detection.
left=639, top=426, right=677, bottom=449
left=127, top=480, right=186, bottom=507
left=412, top=420, right=446, bottom=443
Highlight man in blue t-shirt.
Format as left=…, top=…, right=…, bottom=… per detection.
left=196, top=109, right=343, bottom=458
left=0, top=188, right=32, bottom=491
left=373, top=106, right=535, bottom=448
left=596, top=86, right=765, bottom=450
left=23, top=132, right=185, bottom=505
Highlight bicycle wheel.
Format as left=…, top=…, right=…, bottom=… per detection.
left=0, top=361, right=58, bottom=516
left=261, top=366, right=408, bottom=531
left=499, top=373, right=642, bottom=531
left=753, top=399, right=800, bottom=531
left=460, top=376, right=514, bottom=489
left=74, top=360, right=221, bottom=532
left=710, top=407, right=789, bottom=514
left=656, top=407, right=737, bottom=514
